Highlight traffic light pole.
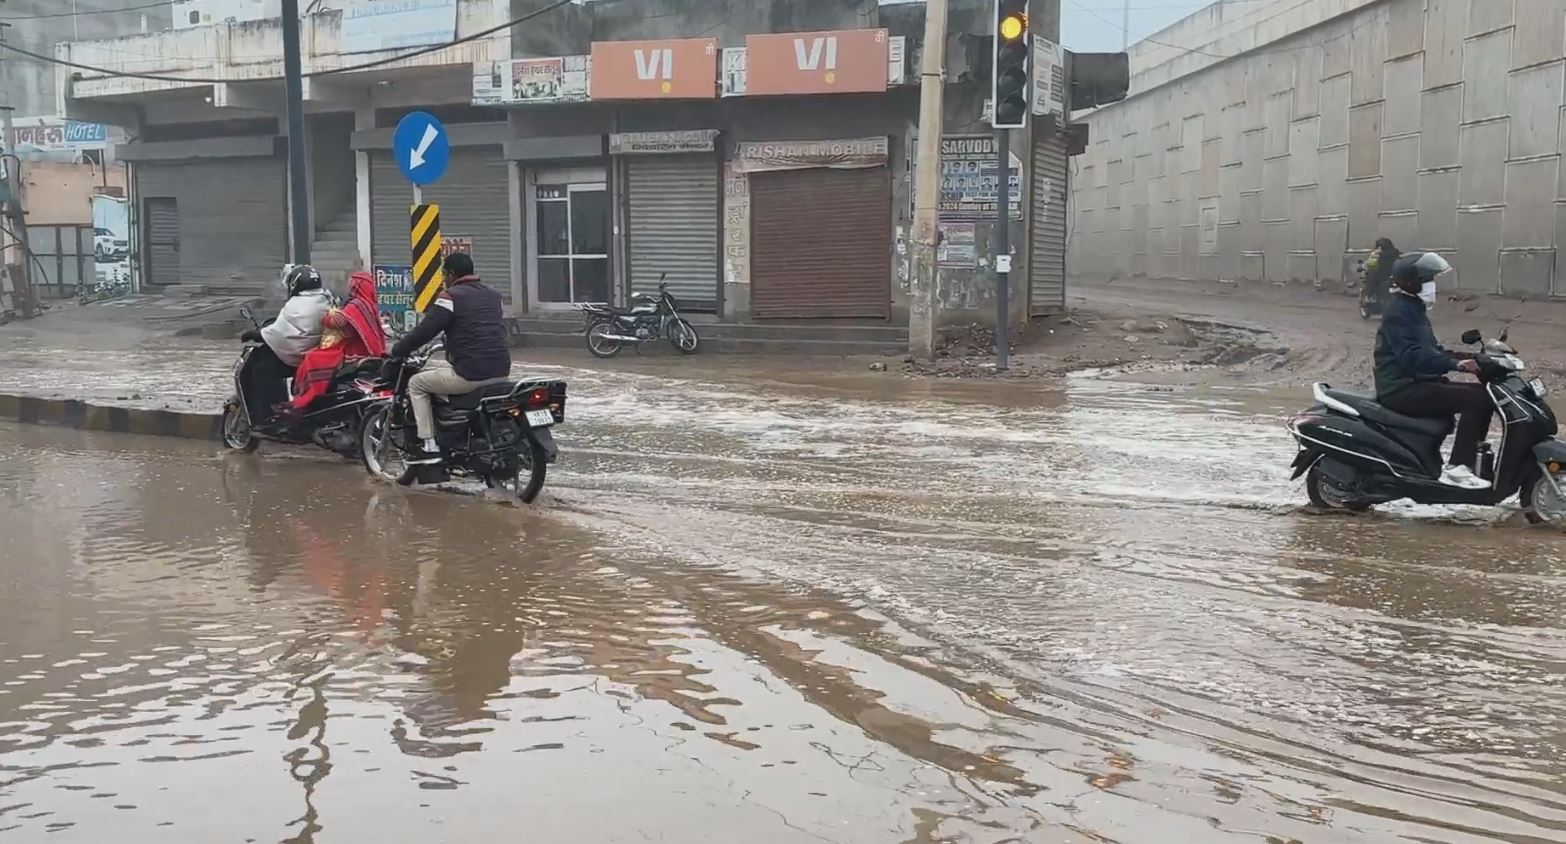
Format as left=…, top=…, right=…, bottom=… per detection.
left=994, top=126, right=1009, bottom=371
left=282, top=0, right=311, bottom=266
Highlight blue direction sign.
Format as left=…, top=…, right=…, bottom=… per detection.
left=392, top=111, right=450, bottom=186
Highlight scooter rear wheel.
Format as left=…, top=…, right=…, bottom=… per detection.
left=1306, top=464, right=1370, bottom=512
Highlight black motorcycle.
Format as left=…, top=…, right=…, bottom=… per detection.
left=576, top=274, right=700, bottom=358
left=1286, top=329, right=1566, bottom=523
left=222, top=306, right=387, bottom=458
left=357, top=343, right=566, bottom=504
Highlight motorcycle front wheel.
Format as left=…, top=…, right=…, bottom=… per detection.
left=1519, top=466, right=1566, bottom=525
left=359, top=406, right=407, bottom=481
left=222, top=399, right=259, bottom=453
left=585, top=321, right=624, bottom=359
left=668, top=318, right=700, bottom=354
left=1306, top=464, right=1370, bottom=512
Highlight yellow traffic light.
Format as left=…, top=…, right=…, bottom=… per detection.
left=999, top=13, right=1026, bottom=41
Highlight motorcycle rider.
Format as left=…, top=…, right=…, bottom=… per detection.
left=239, top=265, right=332, bottom=426
left=384, top=251, right=511, bottom=486
left=1372, top=251, right=1492, bottom=489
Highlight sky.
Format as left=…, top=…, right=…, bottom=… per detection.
left=1057, top=0, right=1223, bottom=54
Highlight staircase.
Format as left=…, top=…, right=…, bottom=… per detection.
left=311, top=208, right=360, bottom=289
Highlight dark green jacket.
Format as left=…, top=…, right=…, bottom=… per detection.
left=1374, top=294, right=1457, bottom=397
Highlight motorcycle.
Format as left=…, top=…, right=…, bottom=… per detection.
left=357, top=342, right=567, bottom=504
left=222, top=306, right=388, bottom=458
left=1285, top=329, right=1566, bottom=523
left=575, top=274, right=700, bottom=358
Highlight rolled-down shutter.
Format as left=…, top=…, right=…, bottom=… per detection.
left=144, top=198, right=181, bottom=287
left=750, top=167, right=891, bottom=319
left=627, top=155, right=719, bottom=311
left=1029, top=132, right=1069, bottom=315
left=371, top=147, right=512, bottom=298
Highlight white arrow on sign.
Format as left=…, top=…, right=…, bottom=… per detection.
left=408, top=123, right=439, bottom=170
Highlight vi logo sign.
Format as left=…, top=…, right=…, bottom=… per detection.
left=793, top=36, right=839, bottom=84
left=634, top=48, right=675, bottom=94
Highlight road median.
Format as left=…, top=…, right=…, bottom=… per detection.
left=0, top=392, right=222, bottom=441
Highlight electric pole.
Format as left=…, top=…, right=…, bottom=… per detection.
left=282, top=0, right=312, bottom=266
left=909, top=0, right=950, bottom=360
left=1122, top=0, right=1131, bottom=50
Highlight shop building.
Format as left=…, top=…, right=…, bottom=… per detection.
left=57, top=0, right=1076, bottom=330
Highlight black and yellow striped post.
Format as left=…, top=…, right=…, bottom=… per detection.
left=410, top=203, right=444, bottom=312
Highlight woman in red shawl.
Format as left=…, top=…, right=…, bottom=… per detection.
left=282, top=271, right=388, bottom=415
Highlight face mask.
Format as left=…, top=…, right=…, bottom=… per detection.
left=1418, top=281, right=1437, bottom=307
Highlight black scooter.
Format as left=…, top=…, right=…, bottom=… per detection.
left=222, top=306, right=388, bottom=458
left=1286, top=329, right=1566, bottom=524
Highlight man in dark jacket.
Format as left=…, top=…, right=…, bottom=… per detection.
left=388, top=252, right=511, bottom=485
left=1373, top=251, right=1489, bottom=489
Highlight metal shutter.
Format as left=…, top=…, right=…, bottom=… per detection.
left=143, top=197, right=181, bottom=287
left=134, top=157, right=286, bottom=293
left=371, top=147, right=511, bottom=298
left=1029, top=132, right=1069, bottom=315
left=750, top=167, right=891, bottom=319
left=627, top=155, right=719, bottom=311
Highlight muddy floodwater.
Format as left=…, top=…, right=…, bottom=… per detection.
left=2, top=365, right=1564, bottom=843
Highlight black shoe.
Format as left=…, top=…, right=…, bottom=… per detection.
left=397, top=454, right=449, bottom=486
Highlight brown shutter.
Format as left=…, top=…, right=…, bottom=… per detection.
left=749, top=167, right=891, bottom=319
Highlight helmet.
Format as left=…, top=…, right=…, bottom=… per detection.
left=1391, top=251, right=1450, bottom=295
left=284, top=264, right=323, bottom=298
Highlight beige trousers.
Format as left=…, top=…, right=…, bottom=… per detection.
left=408, top=359, right=491, bottom=440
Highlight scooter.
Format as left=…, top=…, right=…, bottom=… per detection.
left=221, top=306, right=389, bottom=458
left=1285, top=329, right=1566, bottom=523
left=1356, top=260, right=1386, bottom=320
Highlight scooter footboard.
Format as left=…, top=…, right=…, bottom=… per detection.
left=1290, top=414, right=1428, bottom=478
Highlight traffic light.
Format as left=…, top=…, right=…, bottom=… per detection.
left=991, top=0, right=1030, bottom=128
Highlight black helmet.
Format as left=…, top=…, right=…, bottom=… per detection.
left=1391, top=251, right=1450, bottom=295
left=284, top=264, right=323, bottom=298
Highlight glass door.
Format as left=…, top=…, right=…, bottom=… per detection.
left=535, top=181, right=608, bottom=305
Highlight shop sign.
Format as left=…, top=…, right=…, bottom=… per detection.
left=609, top=130, right=718, bottom=155
left=441, top=235, right=472, bottom=257
left=472, top=56, right=590, bottom=105
left=589, top=38, right=718, bottom=100
left=742, top=29, right=890, bottom=96
left=732, top=136, right=888, bottom=174
left=8, top=119, right=110, bottom=152
left=937, top=221, right=978, bottom=269
left=374, top=264, right=417, bottom=333
left=938, top=135, right=1022, bottom=221
left=1031, top=37, right=1066, bottom=121
left=341, top=0, right=458, bottom=55
left=723, top=164, right=750, bottom=286
left=721, top=36, right=904, bottom=97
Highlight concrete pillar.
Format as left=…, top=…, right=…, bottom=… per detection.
left=507, top=160, right=524, bottom=313
left=354, top=106, right=374, bottom=271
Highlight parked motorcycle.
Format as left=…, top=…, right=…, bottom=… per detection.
left=1285, top=329, right=1566, bottom=523
left=357, top=342, right=567, bottom=504
left=222, top=306, right=387, bottom=458
left=576, top=274, right=700, bottom=358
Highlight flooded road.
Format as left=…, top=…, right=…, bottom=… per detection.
left=3, top=364, right=1565, bottom=842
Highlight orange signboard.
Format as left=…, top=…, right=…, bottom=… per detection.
left=589, top=38, right=718, bottom=100
left=744, top=29, right=890, bottom=96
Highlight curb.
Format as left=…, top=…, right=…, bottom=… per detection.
left=0, top=393, right=223, bottom=442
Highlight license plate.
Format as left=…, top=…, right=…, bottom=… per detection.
left=1530, top=378, right=1547, bottom=397
left=524, top=409, right=554, bottom=427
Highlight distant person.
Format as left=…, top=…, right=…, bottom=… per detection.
left=1372, top=252, right=1491, bottom=489
left=1365, top=237, right=1399, bottom=292
left=385, top=252, right=511, bottom=485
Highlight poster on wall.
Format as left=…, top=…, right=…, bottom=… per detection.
left=937, top=221, right=978, bottom=269
left=91, top=195, right=131, bottom=294
left=938, top=135, right=1023, bottom=220
left=374, top=264, right=416, bottom=333
left=473, top=57, right=590, bottom=105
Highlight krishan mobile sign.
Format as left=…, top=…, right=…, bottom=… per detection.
left=742, top=29, right=891, bottom=96
left=589, top=38, right=718, bottom=100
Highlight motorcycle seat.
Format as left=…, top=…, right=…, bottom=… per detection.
left=437, top=380, right=515, bottom=411
left=1324, top=387, right=1453, bottom=438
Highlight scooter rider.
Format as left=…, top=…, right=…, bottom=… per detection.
left=1372, top=251, right=1492, bottom=490
left=239, top=265, right=332, bottom=425
left=383, top=252, right=511, bottom=486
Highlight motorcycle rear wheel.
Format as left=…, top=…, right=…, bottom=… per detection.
left=222, top=400, right=259, bottom=453
left=586, top=321, right=624, bottom=359
left=1519, top=466, right=1566, bottom=525
left=359, top=406, right=407, bottom=481
left=513, top=437, right=549, bottom=503
left=1306, top=464, right=1370, bottom=512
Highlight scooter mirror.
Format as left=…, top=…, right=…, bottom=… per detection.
left=1460, top=329, right=1482, bottom=345
left=1499, top=326, right=1509, bottom=343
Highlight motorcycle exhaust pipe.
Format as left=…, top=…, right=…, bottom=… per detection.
left=601, top=334, right=643, bottom=342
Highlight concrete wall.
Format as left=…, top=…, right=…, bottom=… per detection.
left=307, top=113, right=356, bottom=230
left=1070, top=0, right=1566, bottom=296
left=22, top=162, right=127, bottom=226
left=5, top=0, right=172, bottom=118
